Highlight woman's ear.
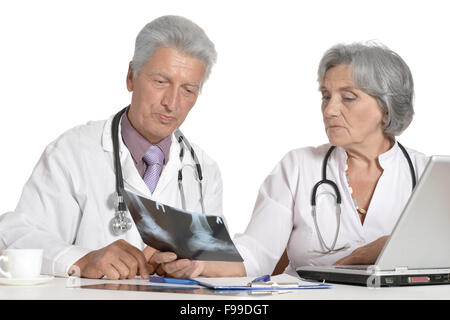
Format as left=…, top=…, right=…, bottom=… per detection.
left=382, top=110, right=389, bottom=126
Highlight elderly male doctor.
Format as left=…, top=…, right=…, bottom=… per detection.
left=0, top=15, right=223, bottom=280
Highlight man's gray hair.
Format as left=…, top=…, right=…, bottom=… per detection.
left=132, top=15, right=217, bottom=87
left=317, top=41, right=414, bottom=137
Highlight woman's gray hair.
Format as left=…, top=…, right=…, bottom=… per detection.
left=317, top=41, right=414, bottom=137
left=132, top=15, right=217, bottom=87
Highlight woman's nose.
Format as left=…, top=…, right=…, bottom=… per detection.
left=322, top=96, right=341, bottom=118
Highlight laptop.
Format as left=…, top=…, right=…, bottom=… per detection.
left=297, top=155, right=450, bottom=287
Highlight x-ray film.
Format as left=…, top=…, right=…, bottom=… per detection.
left=122, top=190, right=243, bottom=262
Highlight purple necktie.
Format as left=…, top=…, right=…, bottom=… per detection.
left=143, top=145, right=164, bottom=193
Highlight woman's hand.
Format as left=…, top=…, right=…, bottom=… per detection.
left=333, top=235, right=389, bottom=265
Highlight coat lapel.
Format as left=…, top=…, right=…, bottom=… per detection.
left=102, top=114, right=150, bottom=197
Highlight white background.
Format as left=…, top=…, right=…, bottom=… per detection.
left=1, top=0, right=449, bottom=239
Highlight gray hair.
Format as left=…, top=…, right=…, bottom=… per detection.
left=132, top=15, right=217, bottom=87
left=317, top=41, right=414, bottom=137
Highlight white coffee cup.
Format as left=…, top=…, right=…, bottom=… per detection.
left=0, top=249, right=43, bottom=278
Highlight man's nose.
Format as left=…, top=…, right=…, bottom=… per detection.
left=161, top=88, right=178, bottom=111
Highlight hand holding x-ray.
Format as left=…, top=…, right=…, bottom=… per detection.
left=123, top=190, right=243, bottom=262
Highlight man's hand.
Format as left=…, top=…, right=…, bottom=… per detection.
left=143, top=246, right=178, bottom=275
left=148, top=254, right=246, bottom=278
left=333, top=236, right=389, bottom=265
left=70, top=239, right=154, bottom=280
left=144, top=249, right=205, bottom=278
left=158, top=258, right=205, bottom=279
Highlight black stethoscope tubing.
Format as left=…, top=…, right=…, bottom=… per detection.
left=110, top=106, right=205, bottom=235
left=310, top=142, right=416, bottom=254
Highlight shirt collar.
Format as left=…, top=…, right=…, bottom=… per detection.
left=377, top=139, right=399, bottom=168
left=334, top=139, right=401, bottom=171
left=120, top=107, right=172, bottom=165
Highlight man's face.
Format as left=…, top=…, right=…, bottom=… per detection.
left=127, top=47, right=206, bottom=143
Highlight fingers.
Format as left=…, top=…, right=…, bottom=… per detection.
left=143, top=246, right=158, bottom=261
left=156, top=264, right=166, bottom=276
left=108, top=259, right=129, bottom=280
left=146, top=261, right=157, bottom=275
left=171, top=260, right=203, bottom=279
left=113, top=250, right=140, bottom=278
left=81, top=240, right=153, bottom=280
left=150, top=251, right=178, bottom=265
left=102, top=265, right=121, bottom=280
left=161, top=260, right=205, bottom=279
left=116, top=241, right=151, bottom=279
left=76, top=240, right=188, bottom=280
left=153, top=259, right=192, bottom=278
left=163, top=259, right=192, bottom=275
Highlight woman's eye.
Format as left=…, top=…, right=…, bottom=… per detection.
left=342, top=91, right=357, bottom=101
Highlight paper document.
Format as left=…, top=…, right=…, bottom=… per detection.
left=149, top=274, right=332, bottom=290
left=123, top=189, right=243, bottom=262
left=194, top=274, right=331, bottom=290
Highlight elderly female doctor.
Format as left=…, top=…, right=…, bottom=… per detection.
left=156, top=42, right=429, bottom=278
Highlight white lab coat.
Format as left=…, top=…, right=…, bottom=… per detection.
left=234, top=141, right=429, bottom=276
left=0, top=114, right=223, bottom=277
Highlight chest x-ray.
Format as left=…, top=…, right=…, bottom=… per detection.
left=122, top=190, right=243, bottom=262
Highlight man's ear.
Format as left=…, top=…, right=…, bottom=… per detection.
left=126, top=61, right=134, bottom=92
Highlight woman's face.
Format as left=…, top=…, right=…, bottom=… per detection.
left=320, top=64, right=386, bottom=149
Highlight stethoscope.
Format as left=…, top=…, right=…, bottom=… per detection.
left=110, top=107, right=206, bottom=236
left=310, top=142, right=417, bottom=254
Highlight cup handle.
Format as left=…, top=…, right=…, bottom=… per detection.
left=0, top=256, right=12, bottom=278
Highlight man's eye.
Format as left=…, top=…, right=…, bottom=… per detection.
left=152, top=78, right=167, bottom=85
left=184, top=87, right=197, bottom=95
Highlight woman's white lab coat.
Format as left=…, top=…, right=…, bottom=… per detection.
left=234, top=142, right=429, bottom=276
left=0, top=114, right=223, bottom=277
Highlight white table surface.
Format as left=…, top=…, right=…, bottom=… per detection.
left=1, top=276, right=450, bottom=300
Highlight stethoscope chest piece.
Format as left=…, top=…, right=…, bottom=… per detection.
left=110, top=209, right=132, bottom=236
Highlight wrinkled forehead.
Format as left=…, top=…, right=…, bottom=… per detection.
left=143, top=47, right=206, bottom=83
